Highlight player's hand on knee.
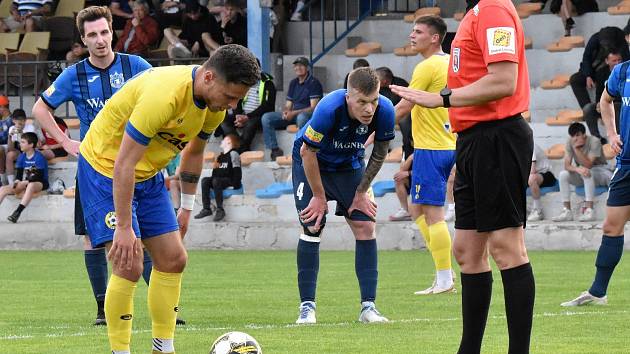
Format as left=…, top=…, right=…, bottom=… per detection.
left=109, top=226, right=138, bottom=270
left=349, top=192, right=377, bottom=219
left=300, top=196, right=327, bottom=230
left=177, top=208, right=191, bottom=239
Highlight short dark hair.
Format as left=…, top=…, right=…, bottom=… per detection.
left=76, top=6, right=113, bottom=37
left=568, top=122, right=586, bottom=136
left=375, top=67, right=394, bottom=83
left=203, top=45, right=260, bottom=87
left=21, top=132, right=38, bottom=146
left=347, top=67, right=379, bottom=95
left=352, top=59, right=370, bottom=70
left=415, top=15, right=447, bottom=44
left=11, top=108, right=26, bottom=120
left=225, top=133, right=241, bottom=149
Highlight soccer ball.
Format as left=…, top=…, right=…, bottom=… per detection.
left=209, top=331, right=262, bottom=354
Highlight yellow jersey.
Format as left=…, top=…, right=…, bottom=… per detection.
left=409, top=53, right=456, bottom=150
left=80, top=65, right=225, bottom=181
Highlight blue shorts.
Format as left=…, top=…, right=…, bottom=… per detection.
left=77, top=156, right=179, bottom=248
left=292, top=161, right=373, bottom=227
left=411, top=149, right=456, bottom=206
left=607, top=167, right=630, bottom=207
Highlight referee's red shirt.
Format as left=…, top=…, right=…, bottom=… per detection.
left=447, top=0, right=530, bottom=133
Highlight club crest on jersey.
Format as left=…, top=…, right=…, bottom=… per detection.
left=356, top=124, right=369, bottom=135
left=110, top=72, right=125, bottom=89
left=452, top=48, right=460, bottom=73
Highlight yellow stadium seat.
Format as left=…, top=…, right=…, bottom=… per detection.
left=403, top=7, right=441, bottom=23
left=286, top=124, right=298, bottom=133
left=345, top=42, right=382, bottom=57
left=276, top=155, right=292, bottom=165
left=545, top=144, right=565, bottom=159
left=241, top=150, right=264, bottom=166
left=541, top=74, right=571, bottom=89
left=55, top=0, right=85, bottom=17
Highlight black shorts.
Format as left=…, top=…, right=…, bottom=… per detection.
left=52, top=148, right=68, bottom=158
left=607, top=167, right=630, bottom=207
left=74, top=178, right=86, bottom=236
left=454, top=115, right=533, bottom=232
left=540, top=171, right=557, bottom=188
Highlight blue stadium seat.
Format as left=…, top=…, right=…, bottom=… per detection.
left=575, top=186, right=608, bottom=197
left=210, top=186, right=244, bottom=199
left=255, top=181, right=293, bottom=199
left=526, top=180, right=560, bottom=196
left=372, top=180, right=395, bottom=197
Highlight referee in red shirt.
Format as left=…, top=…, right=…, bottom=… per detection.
left=392, top=1, right=534, bottom=353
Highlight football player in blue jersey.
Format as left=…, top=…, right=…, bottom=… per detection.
left=561, top=61, right=630, bottom=307
left=30, top=6, right=178, bottom=326
left=292, top=67, right=396, bottom=324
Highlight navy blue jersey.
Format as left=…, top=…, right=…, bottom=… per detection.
left=40, top=53, right=151, bottom=140
left=606, top=60, right=630, bottom=167
left=16, top=150, right=48, bottom=183
left=292, top=89, right=395, bottom=171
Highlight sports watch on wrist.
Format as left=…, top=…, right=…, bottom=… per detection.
left=440, top=87, right=452, bottom=108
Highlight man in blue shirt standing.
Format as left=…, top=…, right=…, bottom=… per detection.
left=292, top=67, right=395, bottom=324
left=562, top=60, right=630, bottom=307
left=30, top=6, right=158, bottom=327
left=261, top=56, right=323, bottom=160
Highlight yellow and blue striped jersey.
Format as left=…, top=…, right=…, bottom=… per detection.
left=410, top=53, right=456, bottom=150
left=80, top=65, right=225, bottom=181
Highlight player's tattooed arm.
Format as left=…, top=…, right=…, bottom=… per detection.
left=357, top=139, right=389, bottom=193
left=180, top=171, right=200, bottom=183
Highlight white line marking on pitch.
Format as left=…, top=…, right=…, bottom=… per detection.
left=1, top=310, right=628, bottom=341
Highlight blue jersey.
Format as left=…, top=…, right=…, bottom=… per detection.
left=40, top=53, right=151, bottom=140
left=606, top=60, right=630, bottom=168
left=292, top=89, right=395, bottom=171
left=16, top=150, right=48, bottom=183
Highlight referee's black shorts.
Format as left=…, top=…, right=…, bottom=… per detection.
left=454, top=114, right=533, bottom=232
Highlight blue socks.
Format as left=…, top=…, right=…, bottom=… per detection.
left=297, top=239, right=320, bottom=302
left=589, top=235, right=624, bottom=298
left=355, top=239, right=378, bottom=303
left=142, top=248, right=153, bottom=286
left=84, top=248, right=108, bottom=304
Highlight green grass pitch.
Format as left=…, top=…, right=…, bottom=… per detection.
left=1, top=250, right=629, bottom=353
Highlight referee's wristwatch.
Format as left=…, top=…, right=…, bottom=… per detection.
left=440, top=87, right=452, bottom=108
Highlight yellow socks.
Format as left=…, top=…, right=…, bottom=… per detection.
left=106, top=274, right=138, bottom=353
left=428, top=221, right=452, bottom=271
left=148, top=269, right=182, bottom=353
left=415, top=215, right=431, bottom=251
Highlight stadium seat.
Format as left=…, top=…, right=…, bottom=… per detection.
left=241, top=150, right=264, bottom=166
left=48, top=156, right=68, bottom=165
left=385, top=147, right=403, bottom=163
left=608, top=2, right=630, bottom=15
left=255, top=181, right=293, bottom=199
left=545, top=110, right=583, bottom=126
left=0, top=0, right=11, bottom=18
left=522, top=110, right=531, bottom=122
left=516, top=2, right=543, bottom=14
left=210, top=186, right=244, bottom=199
left=541, top=74, right=571, bottom=89
left=286, top=124, right=298, bottom=133
left=64, top=118, right=80, bottom=129
left=7, top=32, right=50, bottom=91
left=527, top=180, right=560, bottom=196
left=575, top=186, right=608, bottom=197
left=403, top=7, right=441, bottom=23
left=54, top=0, right=85, bottom=17
left=275, top=155, right=292, bottom=165
left=345, top=42, right=382, bottom=57
left=0, top=32, right=20, bottom=55
left=547, top=36, right=585, bottom=52
left=63, top=187, right=75, bottom=199
left=545, top=143, right=565, bottom=159
left=524, top=37, right=533, bottom=49
left=204, top=151, right=216, bottom=163
left=371, top=180, right=395, bottom=197
left=394, top=44, right=418, bottom=56
left=15, top=190, right=45, bottom=199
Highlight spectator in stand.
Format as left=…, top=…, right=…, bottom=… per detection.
left=195, top=134, right=242, bottom=222
left=201, top=0, right=247, bottom=53
left=220, top=68, right=276, bottom=153
left=527, top=143, right=558, bottom=221
left=570, top=27, right=630, bottom=111
left=0, top=132, right=48, bottom=223
left=343, top=59, right=370, bottom=89
left=548, top=0, right=598, bottom=37
left=0, top=95, right=13, bottom=186
left=164, top=1, right=211, bottom=59
left=0, top=0, right=52, bottom=33
left=114, top=0, right=161, bottom=56
left=261, top=56, right=323, bottom=160
left=376, top=67, right=412, bottom=158
left=65, top=43, right=89, bottom=64
left=390, top=154, right=413, bottom=221
left=552, top=123, right=612, bottom=222
left=156, top=0, right=185, bottom=28
left=5, top=109, right=45, bottom=187
left=39, top=116, right=70, bottom=161
left=583, top=50, right=624, bottom=144
left=110, top=0, right=134, bottom=31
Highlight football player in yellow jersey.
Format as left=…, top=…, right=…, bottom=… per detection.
left=77, top=44, right=260, bottom=354
left=394, top=16, right=457, bottom=295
